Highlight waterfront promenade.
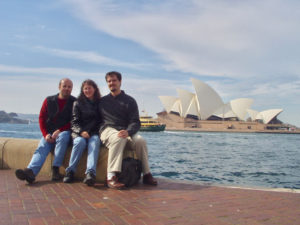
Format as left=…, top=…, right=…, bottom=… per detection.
left=1, top=169, right=299, bottom=225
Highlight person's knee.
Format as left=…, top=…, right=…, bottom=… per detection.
left=134, top=135, right=146, bottom=146
left=90, top=135, right=100, bottom=143
left=57, top=131, right=71, bottom=142
left=36, top=138, right=53, bottom=152
left=38, top=138, right=50, bottom=148
left=59, top=130, right=70, bottom=137
left=111, top=136, right=127, bottom=146
left=73, top=137, right=87, bottom=148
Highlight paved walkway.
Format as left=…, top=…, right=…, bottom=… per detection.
left=0, top=169, right=299, bottom=225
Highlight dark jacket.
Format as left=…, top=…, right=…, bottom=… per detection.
left=71, top=98, right=102, bottom=139
left=46, top=94, right=76, bottom=134
left=99, top=91, right=140, bottom=136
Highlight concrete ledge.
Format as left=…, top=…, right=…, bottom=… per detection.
left=0, top=138, right=8, bottom=169
left=0, top=137, right=134, bottom=182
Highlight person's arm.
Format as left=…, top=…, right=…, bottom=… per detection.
left=39, top=98, right=56, bottom=142
left=58, top=123, right=71, bottom=132
left=39, top=98, right=49, bottom=138
left=126, top=98, right=141, bottom=136
left=71, top=101, right=82, bottom=136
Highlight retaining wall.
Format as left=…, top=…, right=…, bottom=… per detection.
left=0, top=137, right=134, bottom=182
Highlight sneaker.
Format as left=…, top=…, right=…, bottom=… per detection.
left=15, top=168, right=35, bottom=184
left=63, top=171, right=74, bottom=183
left=52, top=166, right=61, bottom=181
left=83, top=172, right=96, bottom=186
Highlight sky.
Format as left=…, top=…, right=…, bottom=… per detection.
left=0, top=0, right=299, bottom=127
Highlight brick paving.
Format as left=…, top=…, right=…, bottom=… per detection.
left=1, top=169, right=300, bottom=225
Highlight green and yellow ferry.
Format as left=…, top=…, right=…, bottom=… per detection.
left=140, top=116, right=166, bottom=132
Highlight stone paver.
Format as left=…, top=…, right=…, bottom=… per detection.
left=0, top=169, right=299, bottom=225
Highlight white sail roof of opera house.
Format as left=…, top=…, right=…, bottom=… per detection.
left=176, top=89, right=198, bottom=117
left=158, top=78, right=284, bottom=124
left=247, top=109, right=259, bottom=121
left=191, top=78, right=224, bottom=120
left=170, top=99, right=182, bottom=115
left=256, top=109, right=283, bottom=124
left=212, top=103, right=237, bottom=119
left=158, top=96, right=178, bottom=113
left=213, top=98, right=254, bottom=120
left=185, top=95, right=200, bottom=118
left=230, top=98, right=254, bottom=120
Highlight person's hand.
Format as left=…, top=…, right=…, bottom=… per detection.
left=45, top=134, right=55, bottom=143
left=51, top=130, right=61, bottom=139
left=81, top=131, right=90, bottom=139
left=118, top=130, right=129, bottom=138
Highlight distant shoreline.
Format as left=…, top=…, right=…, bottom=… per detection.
left=0, top=110, right=38, bottom=124
left=165, top=127, right=300, bottom=134
left=157, top=112, right=300, bottom=134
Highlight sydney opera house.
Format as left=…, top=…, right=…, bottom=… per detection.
left=156, top=78, right=293, bottom=132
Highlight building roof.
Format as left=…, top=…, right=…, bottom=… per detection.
left=191, top=78, right=224, bottom=120
left=256, top=109, right=283, bottom=124
left=176, top=89, right=196, bottom=117
left=158, top=96, right=178, bottom=113
left=158, top=78, right=283, bottom=124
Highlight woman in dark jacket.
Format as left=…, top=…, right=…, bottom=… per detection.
left=63, top=79, right=101, bottom=186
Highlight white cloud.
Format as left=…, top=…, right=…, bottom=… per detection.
left=34, top=46, right=150, bottom=69
left=0, top=64, right=105, bottom=113
left=0, top=64, right=103, bottom=77
left=0, top=64, right=178, bottom=116
left=62, top=0, right=300, bottom=79
left=2, top=0, right=300, bottom=126
left=0, top=77, right=59, bottom=114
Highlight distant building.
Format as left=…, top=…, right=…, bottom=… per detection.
left=158, top=78, right=283, bottom=125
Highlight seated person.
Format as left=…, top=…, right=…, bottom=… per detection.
left=15, top=78, right=76, bottom=183
left=63, top=79, right=102, bottom=186
left=99, top=71, right=157, bottom=189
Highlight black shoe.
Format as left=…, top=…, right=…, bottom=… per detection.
left=83, top=173, right=96, bottom=186
left=52, top=166, right=62, bottom=181
left=143, top=173, right=158, bottom=186
left=63, top=171, right=74, bottom=183
left=15, top=168, right=35, bottom=184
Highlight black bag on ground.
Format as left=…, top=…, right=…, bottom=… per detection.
left=118, top=157, right=142, bottom=187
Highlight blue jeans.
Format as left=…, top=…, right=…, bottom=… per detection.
left=27, top=131, right=71, bottom=176
left=65, top=135, right=101, bottom=175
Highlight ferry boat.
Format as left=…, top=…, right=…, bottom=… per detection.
left=140, top=115, right=166, bottom=132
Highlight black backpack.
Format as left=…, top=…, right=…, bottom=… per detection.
left=118, top=157, right=142, bottom=187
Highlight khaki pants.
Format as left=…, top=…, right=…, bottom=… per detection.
left=100, top=127, right=150, bottom=174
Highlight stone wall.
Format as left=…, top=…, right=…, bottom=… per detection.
left=0, top=137, right=134, bottom=182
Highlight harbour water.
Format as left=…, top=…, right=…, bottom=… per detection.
left=1, top=123, right=300, bottom=189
